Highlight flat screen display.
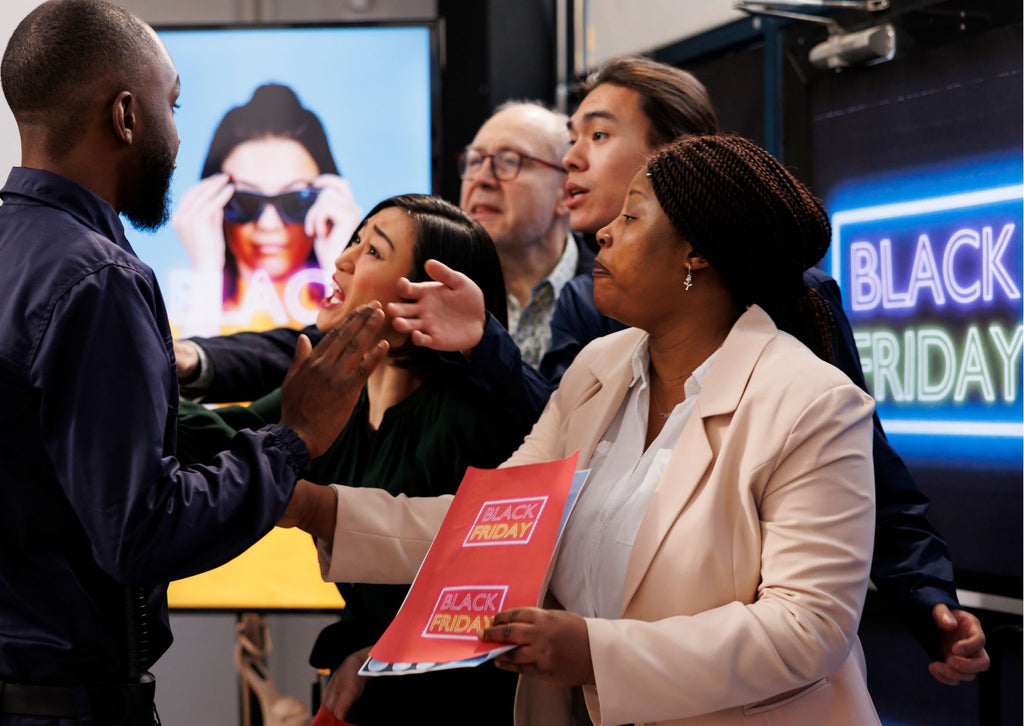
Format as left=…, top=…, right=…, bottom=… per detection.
left=127, top=24, right=436, bottom=340
left=129, top=23, right=437, bottom=610
left=825, top=155, right=1023, bottom=468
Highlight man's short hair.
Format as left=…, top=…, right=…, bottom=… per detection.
left=578, top=56, right=719, bottom=147
left=1, top=0, right=155, bottom=157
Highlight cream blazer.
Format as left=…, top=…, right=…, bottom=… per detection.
left=320, top=306, right=880, bottom=726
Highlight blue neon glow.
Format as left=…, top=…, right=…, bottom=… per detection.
left=824, top=157, right=1023, bottom=467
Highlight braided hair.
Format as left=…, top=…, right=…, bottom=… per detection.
left=646, top=134, right=836, bottom=363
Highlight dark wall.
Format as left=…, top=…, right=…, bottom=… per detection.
left=798, top=17, right=1023, bottom=592
left=437, top=0, right=556, bottom=203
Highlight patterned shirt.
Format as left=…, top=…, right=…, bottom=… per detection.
left=506, top=235, right=579, bottom=367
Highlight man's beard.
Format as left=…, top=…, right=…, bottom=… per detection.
left=123, top=132, right=176, bottom=232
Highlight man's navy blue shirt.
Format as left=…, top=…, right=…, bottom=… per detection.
left=0, top=167, right=310, bottom=685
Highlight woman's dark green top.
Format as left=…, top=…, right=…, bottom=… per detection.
left=177, top=371, right=528, bottom=724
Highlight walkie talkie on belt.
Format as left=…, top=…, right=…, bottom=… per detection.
left=105, top=585, right=158, bottom=726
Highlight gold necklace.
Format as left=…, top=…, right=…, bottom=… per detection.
left=651, top=386, right=674, bottom=420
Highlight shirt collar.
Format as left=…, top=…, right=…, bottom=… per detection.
left=1, top=167, right=134, bottom=256
left=535, top=233, right=579, bottom=298
left=628, top=334, right=721, bottom=400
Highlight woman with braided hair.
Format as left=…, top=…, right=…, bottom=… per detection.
left=285, top=134, right=881, bottom=725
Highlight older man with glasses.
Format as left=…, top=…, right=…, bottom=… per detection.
left=174, top=100, right=585, bottom=397
left=455, top=101, right=583, bottom=367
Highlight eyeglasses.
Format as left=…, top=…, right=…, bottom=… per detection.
left=457, top=148, right=566, bottom=181
left=223, top=188, right=321, bottom=225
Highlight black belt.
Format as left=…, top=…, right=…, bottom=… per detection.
left=0, top=682, right=77, bottom=717
left=0, top=674, right=156, bottom=724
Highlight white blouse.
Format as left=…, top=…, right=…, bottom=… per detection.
left=549, top=339, right=719, bottom=619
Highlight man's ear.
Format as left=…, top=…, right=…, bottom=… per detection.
left=553, top=179, right=570, bottom=217
left=111, top=91, right=135, bottom=146
left=688, top=250, right=712, bottom=271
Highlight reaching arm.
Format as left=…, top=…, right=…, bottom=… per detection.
left=295, top=341, right=587, bottom=586
left=387, top=258, right=555, bottom=423
left=39, top=268, right=385, bottom=585
left=38, top=265, right=306, bottom=583
left=179, top=324, right=324, bottom=402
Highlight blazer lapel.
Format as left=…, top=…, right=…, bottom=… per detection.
left=620, top=306, right=780, bottom=613
left=563, top=329, right=644, bottom=466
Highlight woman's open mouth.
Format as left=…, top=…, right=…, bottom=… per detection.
left=321, top=278, right=346, bottom=308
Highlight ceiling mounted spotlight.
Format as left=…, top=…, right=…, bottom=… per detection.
left=734, top=0, right=896, bottom=70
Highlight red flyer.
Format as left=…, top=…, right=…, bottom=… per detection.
left=363, top=453, right=582, bottom=673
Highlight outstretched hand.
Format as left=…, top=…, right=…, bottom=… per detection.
left=280, top=303, right=389, bottom=457
left=386, top=259, right=488, bottom=354
left=928, top=604, right=990, bottom=685
left=478, top=607, right=595, bottom=688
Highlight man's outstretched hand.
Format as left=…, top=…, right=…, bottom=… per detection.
left=386, top=259, right=487, bottom=355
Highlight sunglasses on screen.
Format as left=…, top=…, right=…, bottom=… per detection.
left=223, top=187, right=321, bottom=225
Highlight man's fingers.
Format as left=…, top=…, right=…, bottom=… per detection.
left=928, top=662, right=962, bottom=686
left=395, top=277, right=445, bottom=300
left=355, top=340, right=390, bottom=379
left=953, top=632, right=987, bottom=655
left=423, top=258, right=464, bottom=287
left=952, top=651, right=990, bottom=673
left=932, top=603, right=958, bottom=630
left=948, top=654, right=987, bottom=673
left=316, top=303, right=386, bottom=366
left=929, top=661, right=973, bottom=685
left=386, top=301, right=426, bottom=320
left=288, top=334, right=313, bottom=375
left=389, top=316, right=424, bottom=335
left=410, top=330, right=433, bottom=347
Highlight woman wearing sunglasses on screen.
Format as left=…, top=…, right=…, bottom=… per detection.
left=172, top=83, right=362, bottom=336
